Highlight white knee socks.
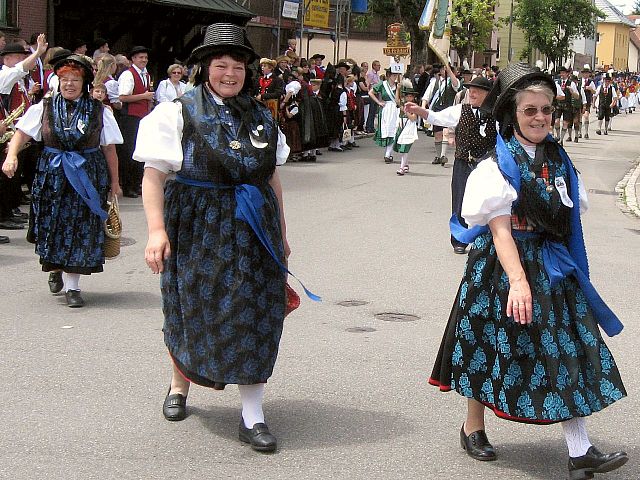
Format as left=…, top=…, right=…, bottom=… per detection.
left=238, top=383, right=265, bottom=428
left=562, top=417, right=592, bottom=457
left=63, top=273, right=80, bottom=292
left=384, top=145, right=393, bottom=158
left=434, top=141, right=442, bottom=158
left=400, top=153, right=408, bottom=169
left=441, top=141, right=448, bottom=158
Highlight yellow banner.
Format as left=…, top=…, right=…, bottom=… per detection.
left=304, top=0, right=330, bottom=28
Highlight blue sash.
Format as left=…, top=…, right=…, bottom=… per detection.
left=175, top=175, right=321, bottom=302
left=44, top=146, right=107, bottom=221
left=450, top=135, right=623, bottom=337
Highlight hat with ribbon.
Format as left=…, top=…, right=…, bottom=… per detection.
left=400, top=78, right=417, bottom=95
left=310, top=53, right=325, bottom=60
left=0, top=43, right=30, bottom=56
left=48, top=48, right=72, bottom=67
left=465, top=76, right=492, bottom=92
left=54, top=53, right=95, bottom=85
left=188, top=23, right=257, bottom=65
left=129, top=45, right=150, bottom=57
left=335, top=61, right=351, bottom=70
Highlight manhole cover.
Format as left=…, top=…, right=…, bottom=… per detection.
left=345, top=327, right=377, bottom=333
left=375, top=312, right=420, bottom=322
left=120, top=237, right=137, bottom=247
left=588, top=189, right=618, bottom=196
left=337, top=300, right=369, bottom=307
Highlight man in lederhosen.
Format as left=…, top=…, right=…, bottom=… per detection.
left=554, top=66, right=580, bottom=145
left=118, top=45, right=153, bottom=198
left=594, top=73, right=618, bottom=135
left=405, top=76, right=496, bottom=254
left=579, top=66, right=596, bottom=139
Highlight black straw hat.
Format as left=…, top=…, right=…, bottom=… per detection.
left=54, top=53, right=95, bottom=85
left=310, top=53, right=325, bottom=60
left=465, top=76, right=492, bottom=92
left=188, top=23, right=258, bottom=65
left=481, top=62, right=556, bottom=122
left=0, top=43, right=30, bottom=56
left=130, top=46, right=150, bottom=57
left=48, top=48, right=72, bottom=67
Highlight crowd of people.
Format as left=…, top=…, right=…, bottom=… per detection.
left=0, top=24, right=634, bottom=479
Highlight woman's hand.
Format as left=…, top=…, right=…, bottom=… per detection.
left=145, top=230, right=171, bottom=274
left=404, top=102, right=428, bottom=118
left=109, top=182, right=123, bottom=198
left=506, top=276, right=533, bottom=325
left=1, top=155, right=18, bottom=178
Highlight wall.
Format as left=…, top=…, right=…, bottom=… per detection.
left=16, top=0, right=47, bottom=40
left=597, top=23, right=631, bottom=70
left=629, top=42, right=639, bottom=72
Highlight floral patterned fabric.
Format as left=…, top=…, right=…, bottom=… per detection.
left=161, top=86, right=286, bottom=386
left=32, top=95, right=108, bottom=274
left=429, top=137, right=626, bottom=424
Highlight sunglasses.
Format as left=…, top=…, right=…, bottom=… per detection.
left=517, top=105, right=555, bottom=116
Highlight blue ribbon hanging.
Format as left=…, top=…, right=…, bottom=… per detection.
left=449, top=135, right=623, bottom=337
left=176, top=176, right=321, bottom=302
left=44, top=146, right=107, bottom=221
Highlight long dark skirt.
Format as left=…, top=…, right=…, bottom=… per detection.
left=161, top=181, right=287, bottom=386
left=430, top=232, right=626, bottom=424
left=31, top=150, right=108, bottom=274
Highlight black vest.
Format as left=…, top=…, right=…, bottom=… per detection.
left=454, top=104, right=498, bottom=162
left=599, top=85, right=613, bottom=109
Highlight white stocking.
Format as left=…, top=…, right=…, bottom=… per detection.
left=561, top=417, right=592, bottom=457
left=63, top=273, right=80, bottom=292
left=384, top=144, right=394, bottom=158
left=238, top=383, right=265, bottom=428
left=400, top=153, right=408, bottom=169
left=441, top=142, right=448, bottom=158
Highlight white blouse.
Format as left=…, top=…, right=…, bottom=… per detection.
left=155, top=79, right=185, bottom=103
left=133, top=95, right=290, bottom=174
left=462, top=146, right=589, bottom=228
left=16, top=99, right=124, bottom=146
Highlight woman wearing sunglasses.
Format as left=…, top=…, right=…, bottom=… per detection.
left=429, top=63, right=627, bottom=480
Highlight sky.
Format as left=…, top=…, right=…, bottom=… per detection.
left=614, top=0, right=637, bottom=14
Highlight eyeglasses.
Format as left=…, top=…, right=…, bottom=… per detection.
left=171, top=71, right=182, bottom=75
left=516, top=105, right=555, bottom=116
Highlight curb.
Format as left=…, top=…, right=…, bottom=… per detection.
left=615, top=155, right=640, bottom=218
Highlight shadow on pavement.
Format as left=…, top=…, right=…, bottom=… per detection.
left=0, top=253, right=31, bottom=267
left=191, top=398, right=414, bottom=450
left=84, top=291, right=162, bottom=309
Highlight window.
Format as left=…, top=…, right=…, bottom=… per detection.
left=0, top=1, right=6, bottom=26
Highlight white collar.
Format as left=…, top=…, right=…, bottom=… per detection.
left=132, top=64, right=146, bottom=76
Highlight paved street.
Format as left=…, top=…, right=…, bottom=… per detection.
left=1, top=111, right=639, bottom=480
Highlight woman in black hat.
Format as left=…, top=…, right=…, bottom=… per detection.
left=135, top=22, right=304, bottom=453
left=3, top=54, right=124, bottom=308
left=428, top=63, right=627, bottom=479
left=405, top=75, right=496, bottom=254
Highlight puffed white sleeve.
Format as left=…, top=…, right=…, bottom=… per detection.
left=100, top=107, right=124, bottom=145
left=132, top=101, right=184, bottom=173
left=461, top=158, right=518, bottom=227
left=15, top=101, right=45, bottom=141
left=276, top=127, right=290, bottom=166
left=577, top=172, right=589, bottom=214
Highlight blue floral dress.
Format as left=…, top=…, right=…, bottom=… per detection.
left=31, top=95, right=109, bottom=274
left=430, top=136, right=626, bottom=424
left=160, top=86, right=286, bottom=387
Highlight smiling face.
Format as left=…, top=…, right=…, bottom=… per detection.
left=59, top=71, right=85, bottom=101
left=131, top=52, right=148, bottom=70
left=467, top=86, right=489, bottom=108
left=208, top=54, right=246, bottom=98
left=514, top=90, right=554, bottom=145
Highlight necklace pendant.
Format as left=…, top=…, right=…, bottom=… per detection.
left=546, top=185, right=554, bottom=193
left=229, top=140, right=241, bottom=150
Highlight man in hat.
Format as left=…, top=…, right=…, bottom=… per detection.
left=275, top=55, right=291, bottom=78
left=255, top=58, right=283, bottom=122
left=335, top=61, right=350, bottom=79
left=92, top=38, right=110, bottom=61
left=421, top=62, right=461, bottom=165
left=310, top=53, right=325, bottom=79
left=118, top=45, right=154, bottom=198
left=405, top=75, right=495, bottom=254
left=579, top=65, right=596, bottom=139
left=72, top=39, right=88, bottom=56
left=594, top=73, right=618, bottom=135
left=0, top=34, right=48, bottom=233
left=554, top=66, right=580, bottom=144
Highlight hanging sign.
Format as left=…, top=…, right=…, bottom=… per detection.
left=282, top=1, right=300, bottom=19
left=304, top=0, right=330, bottom=28
left=383, top=23, right=411, bottom=58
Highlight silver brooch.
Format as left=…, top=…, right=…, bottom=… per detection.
left=229, top=140, right=241, bottom=150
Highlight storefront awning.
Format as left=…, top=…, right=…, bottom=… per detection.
left=131, top=0, right=254, bottom=20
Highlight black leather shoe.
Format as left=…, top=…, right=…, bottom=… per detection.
left=432, top=156, right=442, bottom=164
left=163, top=390, right=187, bottom=421
left=0, top=235, right=9, bottom=244
left=65, top=289, right=85, bottom=308
left=453, top=246, right=467, bottom=255
left=568, top=446, right=628, bottom=480
left=239, top=421, right=277, bottom=452
left=0, top=220, right=25, bottom=230
left=48, top=271, right=64, bottom=294
left=460, top=425, right=496, bottom=461
left=384, top=156, right=394, bottom=164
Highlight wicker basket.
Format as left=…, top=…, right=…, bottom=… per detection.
left=104, top=196, right=122, bottom=259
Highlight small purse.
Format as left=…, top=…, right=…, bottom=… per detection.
left=104, top=195, right=122, bottom=259
left=341, top=126, right=352, bottom=143
left=285, top=283, right=300, bottom=317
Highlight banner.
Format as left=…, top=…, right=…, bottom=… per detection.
left=304, top=0, right=330, bottom=28
left=282, top=0, right=300, bottom=19
left=418, top=0, right=452, bottom=63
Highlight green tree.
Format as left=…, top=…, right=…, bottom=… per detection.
left=632, top=0, right=640, bottom=15
left=514, top=0, right=604, bottom=68
left=450, top=0, right=498, bottom=66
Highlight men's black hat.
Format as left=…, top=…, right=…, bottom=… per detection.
left=72, top=38, right=88, bottom=50
left=310, top=53, right=325, bottom=60
left=54, top=53, right=95, bottom=84
left=48, top=48, right=72, bottom=67
left=0, top=43, right=30, bottom=56
left=187, top=23, right=257, bottom=64
left=335, top=61, right=350, bottom=69
left=466, top=76, right=492, bottom=91
left=559, top=66, right=569, bottom=73
left=130, top=45, right=150, bottom=57
left=94, top=38, right=108, bottom=48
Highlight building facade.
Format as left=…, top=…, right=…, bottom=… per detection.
left=594, top=0, right=635, bottom=71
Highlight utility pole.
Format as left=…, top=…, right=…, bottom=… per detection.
left=507, top=0, right=514, bottom=62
